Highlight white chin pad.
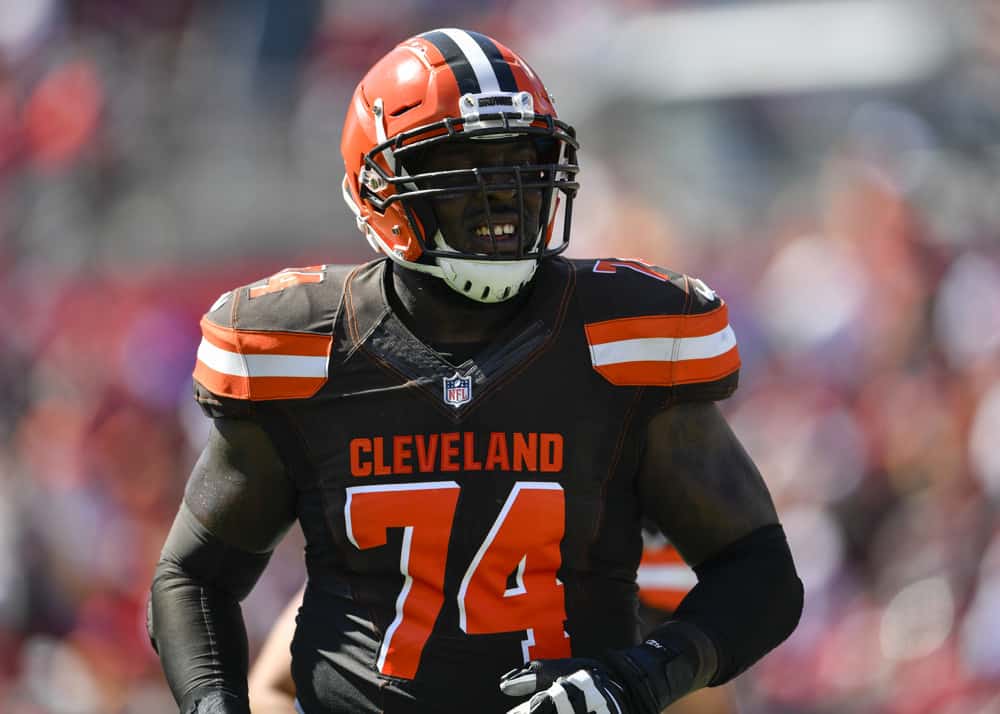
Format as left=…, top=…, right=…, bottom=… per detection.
left=432, top=231, right=538, bottom=303
left=436, top=256, right=538, bottom=303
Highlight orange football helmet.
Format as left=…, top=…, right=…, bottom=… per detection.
left=341, top=28, right=579, bottom=302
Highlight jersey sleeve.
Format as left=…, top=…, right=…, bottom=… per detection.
left=579, top=259, right=740, bottom=402
left=192, top=267, right=337, bottom=418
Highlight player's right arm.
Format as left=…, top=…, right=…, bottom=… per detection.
left=149, top=269, right=334, bottom=713
left=149, top=417, right=297, bottom=714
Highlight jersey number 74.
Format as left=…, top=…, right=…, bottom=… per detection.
left=345, top=481, right=571, bottom=679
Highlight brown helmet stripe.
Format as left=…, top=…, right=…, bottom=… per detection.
left=420, top=30, right=483, bottom=95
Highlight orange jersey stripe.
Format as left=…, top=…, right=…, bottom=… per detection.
left=194, top=361, right=251, bottom=400
left=584, top=304, right=730, bottom=346
left=672, top=346, right=741, bottom=384
left=200, top=318, right=332, bottom=357
left=592, top=346, right=740, bottom=387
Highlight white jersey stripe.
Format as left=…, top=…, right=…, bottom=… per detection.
left=440, top=28, right=501, bottom=93
left=589, top=325, right=737, bottom=366
left=197, top=338, right=247, bottom=377
left=197, top=338, right=328, bottom=379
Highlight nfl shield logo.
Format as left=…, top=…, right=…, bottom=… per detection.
left=443, top=372, right=473, bottom=408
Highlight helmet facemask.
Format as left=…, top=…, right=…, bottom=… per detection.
left=355, top=109, right=579, bottom=303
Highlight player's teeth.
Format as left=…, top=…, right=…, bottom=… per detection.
left=476, top=224, right=516, bottom=237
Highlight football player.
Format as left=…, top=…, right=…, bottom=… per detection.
left=148, top=28, right=803, bottom=714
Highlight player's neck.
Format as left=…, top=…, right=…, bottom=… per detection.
left=388, top=263, right=531, bottom=346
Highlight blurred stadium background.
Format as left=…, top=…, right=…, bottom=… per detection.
left=1, top=1, right=1000, bottom=712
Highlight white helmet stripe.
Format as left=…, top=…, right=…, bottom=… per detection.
left=439, top=28, right=501, bottom=94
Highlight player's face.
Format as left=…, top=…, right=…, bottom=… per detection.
left=407, top=137, right=544, bottom=257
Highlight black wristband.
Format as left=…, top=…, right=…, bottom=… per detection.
left=643, top=620, right=719, bottom=693
left=605, top=621, right=718, bottom=714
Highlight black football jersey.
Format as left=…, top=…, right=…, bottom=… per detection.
left=192, top=257, right=739, bottom=714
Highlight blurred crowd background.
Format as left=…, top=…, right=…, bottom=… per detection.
left=1, top=1, right=999, bottom=712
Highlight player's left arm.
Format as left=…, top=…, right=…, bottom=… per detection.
left=502, top=402, right=802, bottom=713
left=503, top=402, right=801, bottom=713
left=635, top=401, right=802, bottom=689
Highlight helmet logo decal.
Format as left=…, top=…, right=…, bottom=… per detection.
left=443, top=372, right=473, bottom=408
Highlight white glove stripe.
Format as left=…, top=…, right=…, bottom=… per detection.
left=565, top=671, right=612, bottom=714
left=548, top=682, right=576, bottom=714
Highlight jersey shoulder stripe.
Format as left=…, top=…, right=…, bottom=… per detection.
left=193, top=263, right=354, bottom=406
left=568, top=257, right=740, bottom=397
left=194, top=318, right=332, bottom=400
left=584, top=303, right=739, bottom=386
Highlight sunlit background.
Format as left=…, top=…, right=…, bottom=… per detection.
left=1, top=1, right=1000, bottom=712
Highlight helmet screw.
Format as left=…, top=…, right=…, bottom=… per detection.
left=462, top=95, right=475, bottom=107
left=392, top=226, right=401, bottom=235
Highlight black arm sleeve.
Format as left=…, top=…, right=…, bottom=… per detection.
left=613, top=525, right=802, bottom=713
left=667, top=523, right=803, bottom=685
left=149, top=504, right=271, bottom=714
left=148, top=418, right=297, bottom=713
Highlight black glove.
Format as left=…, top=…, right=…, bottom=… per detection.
left=500, top=640, right=699, bottom=714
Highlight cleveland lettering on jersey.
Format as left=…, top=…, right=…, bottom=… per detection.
left=349, top=432, right=565, bottom=477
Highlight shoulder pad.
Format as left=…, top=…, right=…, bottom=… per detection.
left=572, top=258, right=739, bottom=399
left=193, top=265, right=350, bottom=408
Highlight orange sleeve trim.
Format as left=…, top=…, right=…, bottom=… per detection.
left=194, top=363, right=327, bottom=401
left=584, top=304, right=729, bottom=346
left=593, top=346, right=740, bottom=387
left=200, top=317, right=332, bottom=357
left=194, top=362, right=250, bottom=400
